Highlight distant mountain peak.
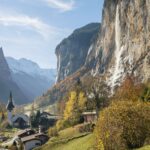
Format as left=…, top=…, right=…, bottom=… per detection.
left=6, top=57, right=57, bottom=102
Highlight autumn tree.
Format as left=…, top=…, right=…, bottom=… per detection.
left=82, top=76, right=110, bottom=112
left=141, top=83, right=150, bottom=102
left=95, top=100, right=150, bottom=150
left=63, top=91, right=80, bottom=125
left=112, top=76, right=144, bottom=102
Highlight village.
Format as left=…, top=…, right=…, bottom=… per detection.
left=0, top=92, right=97, bottom=150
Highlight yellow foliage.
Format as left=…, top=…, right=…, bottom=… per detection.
left=64, top=91, right=77, bottom=121
left=95, top=100, right=150, bottom=150
left=78, top=91, right=87, bottom=110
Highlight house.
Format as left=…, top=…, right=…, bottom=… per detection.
left=12, top=114, right=29, bottom=128
left=6, top=92, right=29, bottom=129
left=21, top=133, right=49, bottom=150
left=21, top=136, right=42, bottom=150
left=16, top=129, right=36, bottom=138
left=82, top=111, right=97, bottom=123
left=0, top=136, right=7, bottom=142
left=2, top=129, right=48, bottom=150
left=40, top=112, right=60, bottom=120
left=39, top=112, right=60, bottom=131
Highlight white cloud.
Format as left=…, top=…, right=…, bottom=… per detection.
left=44, top=0, right=75, bottom=12
left=0, top=13, right=66, bottom=39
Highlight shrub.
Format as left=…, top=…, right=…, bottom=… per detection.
left=48, top=127, right=58, bottom=137
left=95, top=101, right=150, bottom=150
left=79, top=123, right=95, bottom=133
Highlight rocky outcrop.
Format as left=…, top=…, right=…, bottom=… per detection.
left=35, top=0, right=150, bottom=108
left=0, top=47, right=29, bottom=104
left=86, top=0, right=150, bottom=89
left=56, top=23, right=100, bottom=82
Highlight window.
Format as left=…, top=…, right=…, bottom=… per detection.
left=35, top=143, right=41, bottom=146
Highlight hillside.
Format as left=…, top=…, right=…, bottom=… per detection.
left=34, top=0, right=150, bottom=109
left=0, top=47, right=29, bottom=104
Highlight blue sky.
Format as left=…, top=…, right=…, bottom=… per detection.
left=0, top=0, right=104, bottom=68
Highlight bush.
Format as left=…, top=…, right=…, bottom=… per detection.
left=79, top=123, right=95, bottom=133
left=95, top=101, right=150, bottom=150
left=48, top=127, right=58, bottom=137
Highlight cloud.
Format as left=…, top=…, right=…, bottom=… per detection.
left=44, top=0, right=75, bottom=12
left=0, top=13, right=65, bottom=39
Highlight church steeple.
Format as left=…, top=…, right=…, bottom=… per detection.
left=6, top=92, right=15, bottom=112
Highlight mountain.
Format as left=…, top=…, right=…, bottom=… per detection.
left=84, top=0, right=150, bottom=89
left=0, top=47, right=29, bottom=104
left=35, top=0, right=150, bottom=108
left=6, top=57, right=56, bottom=101
left=56, top=23, right=100, bottom=82
left=57, top=0, right=150, bottom=87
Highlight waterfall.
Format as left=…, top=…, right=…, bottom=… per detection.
left=110, top=5, right=124, bottom=88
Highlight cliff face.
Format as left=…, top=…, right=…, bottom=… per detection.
left=86, top=0, right=150, bottom=88
left=0, top=47, right=11, bottom=80
left=35, top=0, right=150, bottom=108
left=56, top=23, right=100, bottom=82
left=0, top=47, right=29, bottom=104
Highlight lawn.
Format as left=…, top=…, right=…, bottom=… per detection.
left=36, top=125, right=95, bottom=150
left=38, top=133, right=94, bottom=150
left=49, top=134, right=94, bottom=150
left=137, top=145, right=150, bottom=150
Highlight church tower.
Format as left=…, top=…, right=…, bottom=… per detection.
left=6, top=92, right=15, bottom=125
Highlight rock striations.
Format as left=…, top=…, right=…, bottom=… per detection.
left=56, top=0, right=150, bottom=88
left=36, top=0, right=150, bottom=108
left=86, top=0, right=150, bottom=88
left=56, top=23, right=100, bottom=82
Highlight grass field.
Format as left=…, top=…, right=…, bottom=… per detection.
left=49, top=134, right=94, bottom=150
left=36, top=125, right=95, bottom=150
left=137, top=145, right=150, bottom=150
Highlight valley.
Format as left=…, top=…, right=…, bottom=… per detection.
left=0, top=0, right=150, bottom=150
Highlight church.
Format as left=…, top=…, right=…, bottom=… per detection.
left=6, top=92, right=29, bottom=129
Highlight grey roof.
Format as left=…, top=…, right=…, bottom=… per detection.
left=16, top=129, right=34, bottom=136
left=21, top=133, right=48, bottom=143
left=21, top=135, right=41, bottom=143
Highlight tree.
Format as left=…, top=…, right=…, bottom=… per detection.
left=113, top=76, right=144, bottom=102
left=78, top=91, right=87, bottom=111
left=82, top=76, right=110, bottom=112
left=95, top=100, right=150, bottom=150
left=63, top=91, right=79, bottom=124
left=141, top=84, right=150, bottom=102
left=30, top=110, right=41, bottom=128
left=1, top=111, right=5, bottom=122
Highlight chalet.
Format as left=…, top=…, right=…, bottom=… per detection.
left=2, top=129, right=48, bottom=150
left=0, top=136, right=7, bottom=142
left=6, top=92, right=29, bottom=129
left=21, top=133, right=48, bottom=150
left=21, top=136, right=41, bottom=150
left=39, top=112, right=60, bottom=131
left=82, top=111, right=97, bottom=123
left=16, top=129, right=35, bottom=138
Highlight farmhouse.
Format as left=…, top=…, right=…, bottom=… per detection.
left=16, top=129, right=36, bottom=138
left=82, top=111, right=97, bottom=123
left=21, top=135, right=41, bottom=150
left=21, top=132, right=49, bottom=150
left=39, top=111, right=60, bottom=131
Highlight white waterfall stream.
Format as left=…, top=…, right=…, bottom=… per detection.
left=110, top=5, right=124, bottom=88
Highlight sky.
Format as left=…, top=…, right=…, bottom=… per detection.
left=0, top=0, right=104, bottom=69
